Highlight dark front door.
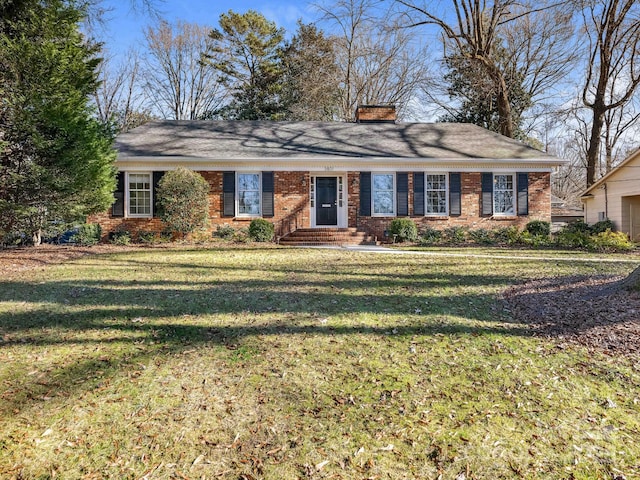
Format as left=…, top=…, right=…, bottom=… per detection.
left=316, top=177, right=338, bottom=226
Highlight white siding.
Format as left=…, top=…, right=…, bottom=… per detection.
left=583, top=151, right=640, bottom=235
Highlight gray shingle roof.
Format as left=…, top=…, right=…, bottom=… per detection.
left=116, top=120, right=555, bottom=160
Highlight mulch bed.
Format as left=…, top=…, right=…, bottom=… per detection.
left=502, top=273, right=640, bottom=359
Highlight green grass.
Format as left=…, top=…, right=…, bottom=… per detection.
left=0, top=247, right=639, bottom=479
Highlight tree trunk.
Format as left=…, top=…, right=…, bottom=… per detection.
left=32, top=228, right=42, bottom=246
left=496, top=84, right=514, bottom=138
left=618, top=265, right=640, bottom=291
left=586, top=106, right=605, bottom=187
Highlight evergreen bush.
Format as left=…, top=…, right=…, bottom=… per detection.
left=591, top=219, right=615, bottom=234
left=156, top=167, right=210, bottom=238
left=72, top=223, right=101, bottom=245
left=109, top=230, right=131, bottom=245
left=524, top=220, right=550, bottom=237
left=214, top=224, right=236, bottom=240
left=418, top=226, right=442, bottom=245
left=468, top=228, right=495, bottom=245
left=591, top=230, right=633, bottom=252
left=248, top=219, right=274, bottom=242
left=388, top=218, right=418, bottom=242
left=442, top=226, right=467, bottom=244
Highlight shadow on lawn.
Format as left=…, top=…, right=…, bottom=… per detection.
left=0, top=249, right=588, bottom=416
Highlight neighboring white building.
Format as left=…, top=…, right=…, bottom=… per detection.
left=581, top=148, right=640, bottom=241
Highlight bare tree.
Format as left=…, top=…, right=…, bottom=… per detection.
left=317, top=0, right=430, bottom=121
left=397, top=0, right=573, bottom=138
left=602, top=97, right=640, bottom=174
left=144, top=20, right=226, bottom=120
left=550, top=136, right=588, bottom=205
left=580, top=0, right=640, bottom=186
left=94, top=50, right=153, bottom=132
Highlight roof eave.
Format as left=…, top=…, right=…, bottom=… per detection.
left=116, top=155, right=565, bottom=170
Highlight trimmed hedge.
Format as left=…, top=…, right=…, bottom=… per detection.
left=248, top=219, right=274, bottom=242
left=388, top=218, right=418, bottom=242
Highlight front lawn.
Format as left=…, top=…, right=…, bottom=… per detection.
left=0, top=247, right=638, bottom=479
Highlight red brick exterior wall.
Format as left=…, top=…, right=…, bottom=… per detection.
left=355, top=105, right=396, bottom=122
left=90, top=170, right=551, bottom=242
left=348, top=171, right=551, bottom=241
left=89, top=171, right=311, bottom=241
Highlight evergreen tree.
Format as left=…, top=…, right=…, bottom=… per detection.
left=205, top=10, right=285, bottom=120
left=440, top=46, right=532, bottom=141
left=280, top=22, right=340, bottom=121
left=0, top=0, right=116, bottom=245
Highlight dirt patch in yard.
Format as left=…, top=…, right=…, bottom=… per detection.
left=503, top=271, right=640, bottom=358
left=0, top=245, right=135, bottom=277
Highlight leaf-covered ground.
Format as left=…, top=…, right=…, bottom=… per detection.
left=0, top=246, right=639, bottom=479
left=503, top=273, right=640, bottom=358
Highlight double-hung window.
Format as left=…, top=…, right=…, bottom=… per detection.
left=237, top=173, right=261, bottom=216
left=493, top=174, right=515, bottom=215
left=426, top=173, right=448, bottom=215
left=128, top=173, right=152, bottom=217
left=372, top=173, right=395, bottom=215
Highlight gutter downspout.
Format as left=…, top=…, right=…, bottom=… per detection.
left=604, top=182, right=608, bottom=219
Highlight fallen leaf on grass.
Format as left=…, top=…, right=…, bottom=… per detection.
left=316, top=460, right=329, bottom=471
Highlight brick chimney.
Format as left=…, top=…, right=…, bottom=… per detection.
left=355, top=104, right=396, bottom=123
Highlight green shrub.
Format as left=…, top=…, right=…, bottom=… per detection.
left=468, top=228, right=495, bottom=245
left=591, top=219, right=615, bottom=234
left=109, top=230, right=131, bottom=245
left=591, top=230, right=633, bottom=252
left=554, top=228, right=593, bottom=249
left=136, top=230, right=157, bottom=244
left=234, top=227, right=250, bottom=243
left=156, top=167, right=210, bottom=238
left=214, top=224, right=236, bottom=240
left=1, top=230, right=26, bottom=248
left=442, top=226, right=467, bottom=244
left=418, top=226, right=442, bottom=245
left=519, top=230, right=552, bottom=248
left=564, top=219, right=592, bottom=235
left=72, top=223, right=101, bottom=246
left=525, top=220, right=550, bottom=237
left=388, top=218, right=418, bottom=242
left=493, top=226, right=520, bottom=245
left=190, top=229, right=211, bottom=244
left=248, top=219, right=274, bottom=242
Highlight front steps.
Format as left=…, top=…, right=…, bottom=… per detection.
left=278, top=227, right=377, bottom=247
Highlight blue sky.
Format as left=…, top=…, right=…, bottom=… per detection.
left=99, top=0, right=316, bottom=56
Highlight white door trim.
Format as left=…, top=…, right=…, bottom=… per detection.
left=310, top=173, right=348, bottom=228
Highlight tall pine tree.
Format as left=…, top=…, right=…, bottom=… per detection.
left=205, top=10, right=285, bottom=120
left=0, top=0, right=116, bottom=245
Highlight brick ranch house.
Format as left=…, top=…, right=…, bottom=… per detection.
left=90, top=106, right=565, bottom=244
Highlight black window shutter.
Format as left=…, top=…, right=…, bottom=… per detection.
left=449, top=173, right=461, bottom=216
left=481, top=172, right=493, bottom=216
left=359, top=172, right=371, bottom=216
left=413, top=172, right=424, bottom=216
left=397, top=173, right=408, bottom=216
left=517, top=172, right=529, bottom=216
left=152, top=171, right=165, bottom=218
left=112, top=172, right=125, bottom=217
left=223, top=172, right=235, bottom=217
left=262, top=172, right=274, bottom=218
